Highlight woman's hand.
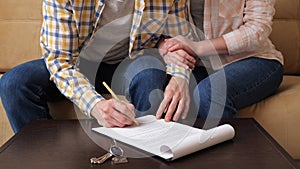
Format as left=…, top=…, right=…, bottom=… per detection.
left=163, top=35, right=197, bottom=56
left=91, top=99, right=135, bottom=127
left=159, top=36, right=197, bottom=69
left=163, top=49, right=196, bottom=69
left=156, top=76, right=190, bottom=122
left=162, top=35, right=229, bottom=60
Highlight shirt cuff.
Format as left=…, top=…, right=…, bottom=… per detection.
left=222, top=30, right=244, bottom=55
left=77, top=90, right=105, bottom=118
left=166, top=64, right=192, bottom=82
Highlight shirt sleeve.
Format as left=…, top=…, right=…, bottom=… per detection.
left=40, top=0, right=103, bottom=117
left=165, top=0, right=193, bottom=82
left=222, top=0, right=275, bottom=55
left=166, top=64, right=192, bottom=82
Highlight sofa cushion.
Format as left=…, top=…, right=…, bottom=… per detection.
left=239, top=75, right=300, bottom=159
left=271, top=20, right=300, bottom=75
left=0, top=0, right=299, bottom=75
left=271, top=0, right=300, bottom=75
left=0, top=74, right=14, bottom=146
left=274, top=0, right=299, bottom=19
left=0, top=0, right=42, bottom=72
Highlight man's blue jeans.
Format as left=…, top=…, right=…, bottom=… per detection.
left=0, top=56, right=168, bottom=133
left=0, top=56, right=283, bottom=133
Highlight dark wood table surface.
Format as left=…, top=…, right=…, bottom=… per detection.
left=0, top=118, right=299, bottom=169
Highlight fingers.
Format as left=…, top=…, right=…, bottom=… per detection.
left=159, top=44, right=169, bottom=56
left=164, top=90, right=180, bottom=122
left=163, top=36, right=197, bottom=57
left=156, top=94, right=171, bottom=119
left=180, top=95, right=190, bottom=120
left=164, top=52, right=189, bottom=69
left=111, top=100, right=135, bottom=126
left=174, top=50, right=196, bottom=69
left=158, top=92, right=186, bottom=122
left=156, top=77, right=190, bottom=122
left=171, top=99, right=184, bottom=122
left=113, top=100, right=135, bottom=119
left=167, top=43, right=182, bottom=52
left=164, top=50, right=196, bottom=69
left=91, top=99, right=135, bottom=128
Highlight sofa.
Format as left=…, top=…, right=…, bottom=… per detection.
left=0, top=0, right=300, bottom=161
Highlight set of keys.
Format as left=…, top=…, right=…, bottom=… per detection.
left=90, top=140, right=128, bottom=165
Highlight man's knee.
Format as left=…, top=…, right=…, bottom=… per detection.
left=0, top=70, right=20, bottom=96
left=0, top=59, right=50, bottom=95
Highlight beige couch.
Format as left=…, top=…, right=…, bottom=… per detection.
left=1, top=0, right=300, bottom=160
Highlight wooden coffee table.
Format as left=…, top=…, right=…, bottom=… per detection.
left=0, top=118, right=299, bottom=169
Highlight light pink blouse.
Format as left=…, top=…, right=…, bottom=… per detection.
left=191, top=0, right=283, bottom=70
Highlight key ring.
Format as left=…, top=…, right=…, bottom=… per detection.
left=109, top=139, right=124, bottom=157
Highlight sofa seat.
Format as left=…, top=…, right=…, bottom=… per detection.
left=0, top=74, right=14, bottom=145
left=239, top=75, right=300, bottom=159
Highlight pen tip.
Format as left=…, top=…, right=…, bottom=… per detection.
left=134, top=119, right=140, bottom=126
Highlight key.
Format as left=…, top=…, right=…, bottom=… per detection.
left=109, top=140, right=128, bottom=164
left=111, top=156, right=128, bottom=164
left=110, top=145, right=123, bottom=156
left=90, top=152, right=113, bottom=164
left=90, top=139, right=125, bottom=165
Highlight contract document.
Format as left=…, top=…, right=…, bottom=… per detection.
left=92, top=115, right=235, bottom=160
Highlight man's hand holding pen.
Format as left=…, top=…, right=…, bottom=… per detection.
left=91, top=99, right=136, bottom=128
left=90, top=82, right=138, bottom=128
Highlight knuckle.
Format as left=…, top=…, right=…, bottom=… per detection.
left=118, top=115, right=129, bottom=123
left=117, top=123, right=126, bottom=128
left=101, top=106, right=110, bottom=112
left=179, top=57, right=185, bottom=62
left=106, top=123, right=113, bottom=128
left=173, top=92, right=181, bottom=99
left=164, top=94, right=172, bottom=100
left=128, top=104, right=135, bottom=111
left=106, top=99, right=115, bottom=106
left=102, top=114, right=110, bottom=121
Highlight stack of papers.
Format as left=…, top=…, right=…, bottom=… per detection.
left=92, top=115, right=235, bottom=160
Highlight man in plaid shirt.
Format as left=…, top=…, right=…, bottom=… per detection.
left=0, top=0, right=194, bottom=132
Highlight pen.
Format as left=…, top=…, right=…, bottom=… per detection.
left=102, top=82, right=140, bottom=126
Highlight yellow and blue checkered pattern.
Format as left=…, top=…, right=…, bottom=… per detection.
left=40, top=0, right=192, bottom=116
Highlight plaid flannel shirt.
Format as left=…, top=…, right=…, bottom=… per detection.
left=40, top=0, right=192, bottom=116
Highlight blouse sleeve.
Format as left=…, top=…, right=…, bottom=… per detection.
left=222, top=0, right=275, bottom=55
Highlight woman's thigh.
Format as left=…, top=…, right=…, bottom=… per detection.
left=224, top=57, right=283, bottom=109
left=194, top=57, right=283, bottom=118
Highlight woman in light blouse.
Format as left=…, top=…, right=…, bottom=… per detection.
left=157, top=0, right=283, bottom=121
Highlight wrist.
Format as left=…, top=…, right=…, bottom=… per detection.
left=194, top=38, right=229, bottom=57
left=166, top=64, right=192, bottom=83
left=193, top=41, right=207, bottom=57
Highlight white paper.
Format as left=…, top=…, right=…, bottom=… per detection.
left=92, top=115, right=235, bottom=160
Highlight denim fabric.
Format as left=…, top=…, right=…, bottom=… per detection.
left=0, top=56, right=168, bottom=133
left=0, top=56, right=283, bottom=133
left=104, top=55, right=169, bottom=117
left=0, top=59, right=64, bottom=133
left=193, top=57, right=283, bottom=119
